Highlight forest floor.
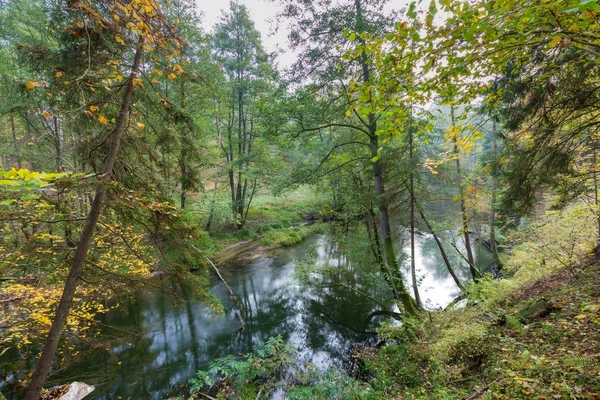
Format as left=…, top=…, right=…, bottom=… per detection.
left=196, top=186, right=326, bottom=261
left=362, top=257, right=600, bottom=399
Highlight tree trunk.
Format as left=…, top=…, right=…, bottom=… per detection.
left=450, top=105, right=479, bottom=281
left=24, top=38, right=145, bottom=400
left=206, top=113, right=223, bottom=232
left=356, top=0, right=418, bottom=316
left=408, top=118, right=422, bottom=307
left=10, top=113, right=22, bottom=169
left=490, top=119, right=502, bottom=268
left=180, top=79, right=187, bottom=209
left=418, top=205, right=465, bottom=291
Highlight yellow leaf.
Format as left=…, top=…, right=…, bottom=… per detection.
left=26, top=81, right=40, bottom=90
left=132, top=77, right=143, bottom=87
left=98, top=115, right=108, bottom=125
left=115, top=34, right=125, bottom=45
left=89, top=105, right=99, bottom=112
left=575, top=314, right=588, bottom=320
left=136, top=122, right=145, bottom=130
left=549, top=36, right=562, bottom=48
left=55, top=71, right=63, bottom=78
left=167, top=73, right=176, bottom=79
left=42, top=110, right=51, bottom=119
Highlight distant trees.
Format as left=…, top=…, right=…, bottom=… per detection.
left=213, top=2, right=276, bottom=229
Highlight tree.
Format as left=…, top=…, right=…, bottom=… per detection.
left=213, top=2, right=275, bottom=229
left=277, top=0, right=420, bottom=316
left=21, top=0, right=183, bottom=396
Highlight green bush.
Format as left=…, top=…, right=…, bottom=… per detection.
left=190, top=336, right=294, bottom=398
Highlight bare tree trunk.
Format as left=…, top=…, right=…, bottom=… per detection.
left=24, top=38, right=145, bottom=400
left=409, top=119, right=422, bottom=307
left=451, top=105, right=479, bottom=281
left=418, top=205, right=465, bottom=291
left=206, top=113, right=223, bottom=232
left=10, top=113, right=22, bottom=169
left=179, top=79, right=187, bottom=209
left=490, top=119, right=503, bottom=268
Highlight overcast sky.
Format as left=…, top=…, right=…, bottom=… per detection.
left=195, top=0, right=291, bottom=68
left=195, top=0, right=418, bottom=71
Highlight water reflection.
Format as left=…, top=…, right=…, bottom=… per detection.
left=1, top=231, right=491, bottom=399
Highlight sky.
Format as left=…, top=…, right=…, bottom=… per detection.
left=195, top=0, right=292, bottom=69
left=194, top=0, right=421, bottom=71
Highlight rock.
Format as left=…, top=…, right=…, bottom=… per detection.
left=41, top=382, right=95, bottom=400
left=516, top=298, right=558, bottom=321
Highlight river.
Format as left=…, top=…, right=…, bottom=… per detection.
left=1, top=230, right=493, bottom=399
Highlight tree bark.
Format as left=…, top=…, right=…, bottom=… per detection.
left=206, top=112, right=223, bottom=232
left=490, top=119, right=503, bottom=268
left=10, top=113, right=22, bottom=169
left=418, top=205, right=465, bottom=291
left=408, top=118, right=422, bottom=307
left=24, top=38, right=145, bottom=400
left=450, top=105, right=479, bottom=281
left=180, top=79, right=187, bottom=209
left=355, top=0, right=419, bottom=316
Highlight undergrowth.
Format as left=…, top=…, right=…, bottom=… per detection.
left=185, top=204, right=600, bottom=399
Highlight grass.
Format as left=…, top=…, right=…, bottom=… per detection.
left=359, top=204, right=600, bottom=399
left=188, top=186, right=321, bottom=251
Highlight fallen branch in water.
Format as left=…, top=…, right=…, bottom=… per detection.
left=205, top=256, right=245, bottom=331
left=197, top=393, right=218, bottom=400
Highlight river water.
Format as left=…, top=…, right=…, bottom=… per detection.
left=1, top=231, right=492, bottom=399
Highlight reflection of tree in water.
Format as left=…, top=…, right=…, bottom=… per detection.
left=30, top=230, right=493, bottom=400
left=300, top=236, right=396, bottom=361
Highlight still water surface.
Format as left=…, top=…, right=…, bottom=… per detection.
left=2, top=231, right=492, bottom=399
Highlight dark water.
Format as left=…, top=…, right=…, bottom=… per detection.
left=1, top=231, right=492, bottom=399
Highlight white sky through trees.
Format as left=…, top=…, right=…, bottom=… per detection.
left=196, top=0, right=293, bottom=70
left=195, top=0, right=419, bottom=72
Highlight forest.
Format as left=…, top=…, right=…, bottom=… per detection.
left=0, top=0, right=599, bottom=399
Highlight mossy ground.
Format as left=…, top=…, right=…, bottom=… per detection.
left=189, top=186, right=321, bottom=252
left=364, top=259, right=600, bottom=400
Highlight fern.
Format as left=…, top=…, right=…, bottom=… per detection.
left=564, top=354, right=596, bottom=369
left=504, top=314, right=524, bottom=333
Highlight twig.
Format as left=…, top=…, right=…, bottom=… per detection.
left=462, top=384, right=491, bottom=400
left=197, top=393, right=218, bottom=400
left=204, top=256, right=245, bottom=331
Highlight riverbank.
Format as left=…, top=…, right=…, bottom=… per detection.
left=360, top=258, right=600, bottom=399
left=184, top=205, right=600, bottom=399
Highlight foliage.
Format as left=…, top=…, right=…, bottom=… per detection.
left=190, top=335, right=294, bottom=398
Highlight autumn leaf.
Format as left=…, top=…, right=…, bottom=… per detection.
left=55, top=71, right=63, bottom=78
left=132, top=77, right=143, bottom=86
left=115, top=34, right=125, bottom=45
left=42, top=110, right=51, bottom=119
left=89, top=105, right=99, bottom=112
left=98, top=115, right=108, bottom=125
left=26, top=81, right=41, bottom=90
left=167, top=73, right=177, bottom=79
left=136, top=122, right=145, bottom=130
